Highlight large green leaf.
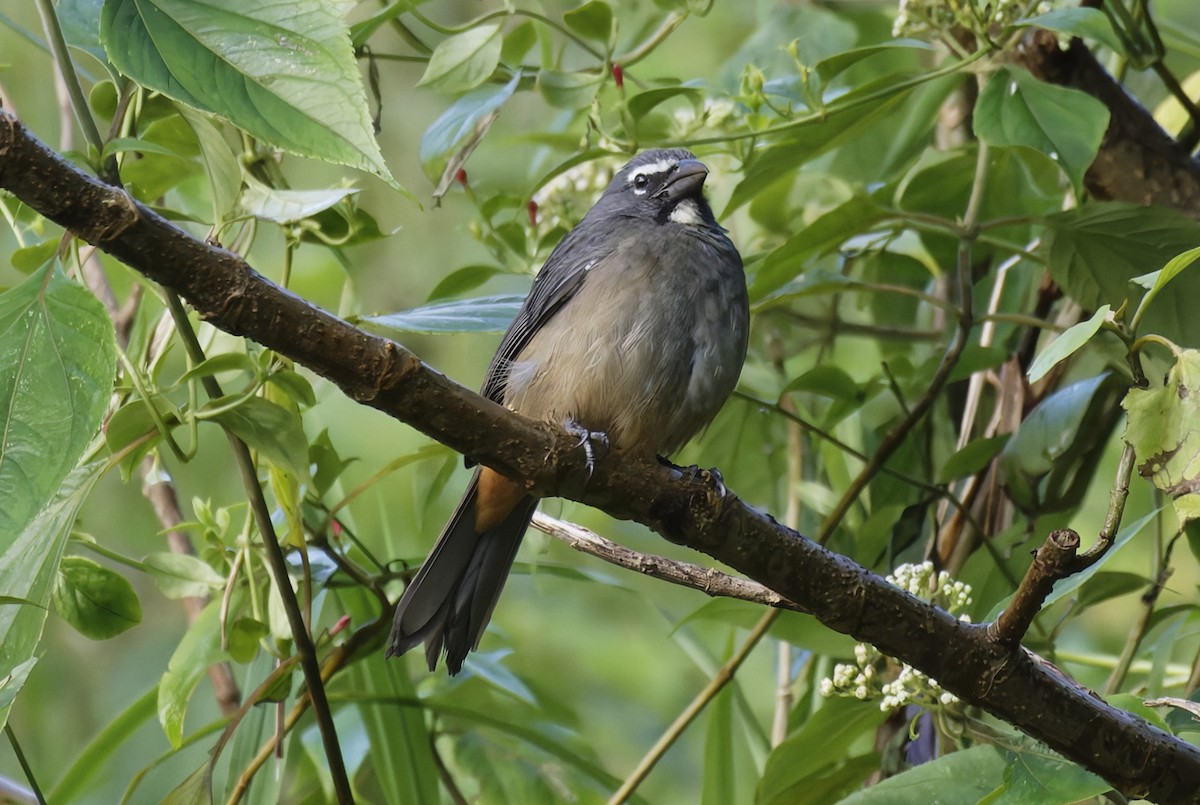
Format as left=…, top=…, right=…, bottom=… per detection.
left=0, top=263, right=115, bottom=540
left=1042, top=204, right=1200, bottom=343
left=1124, top=350, right=1200, bottom=525
left=757, top=697, right=885, bottom=803
left=0, top=461, right=104, bottom=728
left=100, top=0, right=397, bottom=188
left=975, top=65, right=1109, bottom=196
left=839, top=743, right=1106, bottom=804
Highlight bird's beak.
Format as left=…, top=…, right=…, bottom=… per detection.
left=655, top=159, right=708, bottom=201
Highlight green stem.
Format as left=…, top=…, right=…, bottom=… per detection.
left=33, top=0, right=118, bottom=184
left=163, top=294, right=353, bottom=804
left=3, top=723, right=45, bottom=805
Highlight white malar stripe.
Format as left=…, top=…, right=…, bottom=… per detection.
left=669, top=199, right=704, bottom=225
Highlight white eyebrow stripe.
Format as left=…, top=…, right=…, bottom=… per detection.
left=626, top=159, right=675, bottom=183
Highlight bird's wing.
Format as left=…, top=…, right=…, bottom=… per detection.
left=479, top=224, right=607, bottom=403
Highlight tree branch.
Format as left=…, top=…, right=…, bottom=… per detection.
left=2, top=110, right=1199, bottom=802
left=1014, top=32, right=1200, bottom=216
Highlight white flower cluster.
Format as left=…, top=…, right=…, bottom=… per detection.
left=887, top=561, right=973, bottom=616
left=893, top=0, right=1055, bottom=39
left=821, top=562, right=973, bottom=712
left=530, top=157, right=616, bottom=238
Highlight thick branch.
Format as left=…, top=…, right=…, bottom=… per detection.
left=2, top=111, right=1199, bottom=802
left=1014, top=33, right=1200, bottom=216
left=988, top=529, right=1079, bottom=646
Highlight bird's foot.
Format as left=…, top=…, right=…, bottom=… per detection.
left=564, top=420, right=610, bottom=479
left=677, top=464, right=728, bottom=501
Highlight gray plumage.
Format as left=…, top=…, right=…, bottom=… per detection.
left=388, top=148, right=749, bottom=674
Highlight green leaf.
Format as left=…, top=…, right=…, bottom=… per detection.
left=226, top=617, right=269, bottom=663
left=240, top=179, right=360, bottom=225
left=100, top=0, right=397, bottom=188
left=49, top=686, right=158, bottom=803
left=266, top=369, right=316, bottom=408
left=1130, top=245, right=1200, bottom=333
left=339, top=587, right=441, bottom=805
left=751, top=195, right=887, bottom=300
left=207, top=396, right=311, bottom=482
left=1001, top=373, right=1110, bottom=488
left=837, top=745, right=998, bottom=803
left=974, top=65, right=1109, bottom=197
left=0, top=263, right=116, bottom=543
left=701, top=676, right=735, bottom=805
left=428, top=265, right=503, bottom=301
left=360, top=293, right=523, bottom=334
left=52, top=556, right=143, bottom=640
left=159, top=599, right=228, bottom=747
left=419, top=74, right=520, bottom=180
left=1042, top=204, right=1200, bottom=332
left=500, top=20, right=537, bottom=65
left=176, top=352, right=257, bottom=385
left=627, top=86, right=704, bottom=121
left=783, top=365, right=860, bottom=401
left=1123, top=350, right=1200, bottom=524
left=758, top=696, right=884, bottom=804
left=0, top=658, right=37, bottom=715
left=537, top=69, right=604, bottom=109
left=563, top=1, right=613, bottom=45
left=813, top=39, right=934, bottom=85
left=1027, top=305, right=1111, bottom=383
left=725, top=76, right=918, bottom=213
left=0, top=461, right=103, bottom=728
left=1014, top=8, right=1125, bottom=55
left=418, top=24, right=503, bottom=92
left=938, top=435, right=1010, bottom=483
left=143, top=553, right=226, bottom=599
left=10, top=239, right=58, bottom=273
left=178, top=100, right=245, bottom=228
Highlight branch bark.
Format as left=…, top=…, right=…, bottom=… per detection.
left=3, top=111, right=1199, bottom=802
left=1014, top=32, right=1200, bottom=216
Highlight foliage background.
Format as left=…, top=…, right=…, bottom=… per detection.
left=2, top=0, right=1200, bottom=802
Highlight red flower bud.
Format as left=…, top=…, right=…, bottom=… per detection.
left=611, top=63, right=623, bottom=89
left=455, top=168, right=468, bottom=187
left=527, top=200, right=538, bottom=227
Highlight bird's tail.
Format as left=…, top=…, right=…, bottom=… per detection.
left=387, top=470, right=537, bottom=674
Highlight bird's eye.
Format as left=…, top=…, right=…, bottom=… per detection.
left=632, top=173, right=649, bottom=190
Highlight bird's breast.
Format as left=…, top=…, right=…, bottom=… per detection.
left=503, top=231, right=747, bottom=457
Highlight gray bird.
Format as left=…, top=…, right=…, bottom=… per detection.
left=388, top=148, right=749, bottom=674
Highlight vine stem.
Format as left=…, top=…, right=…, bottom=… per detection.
left=606, top=609, right=778, bottom=805
left=164, top=294, right=353, bottom=804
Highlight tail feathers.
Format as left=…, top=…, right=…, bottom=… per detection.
left=388, top=472, right=537, bottom=674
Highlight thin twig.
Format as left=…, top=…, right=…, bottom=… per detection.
left=607, top=610, right=777, bottom=804
left=531, top=513, right=800, bottom=611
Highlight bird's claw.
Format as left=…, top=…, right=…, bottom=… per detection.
left=678, top=464, right=728, bottom=502
left=564, top=420, right=609, bottom=479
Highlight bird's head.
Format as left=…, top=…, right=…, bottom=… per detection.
left=598, top=148, right=719, bottom=228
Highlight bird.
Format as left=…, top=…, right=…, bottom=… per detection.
left=387, top=148, right=749, bottom=674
